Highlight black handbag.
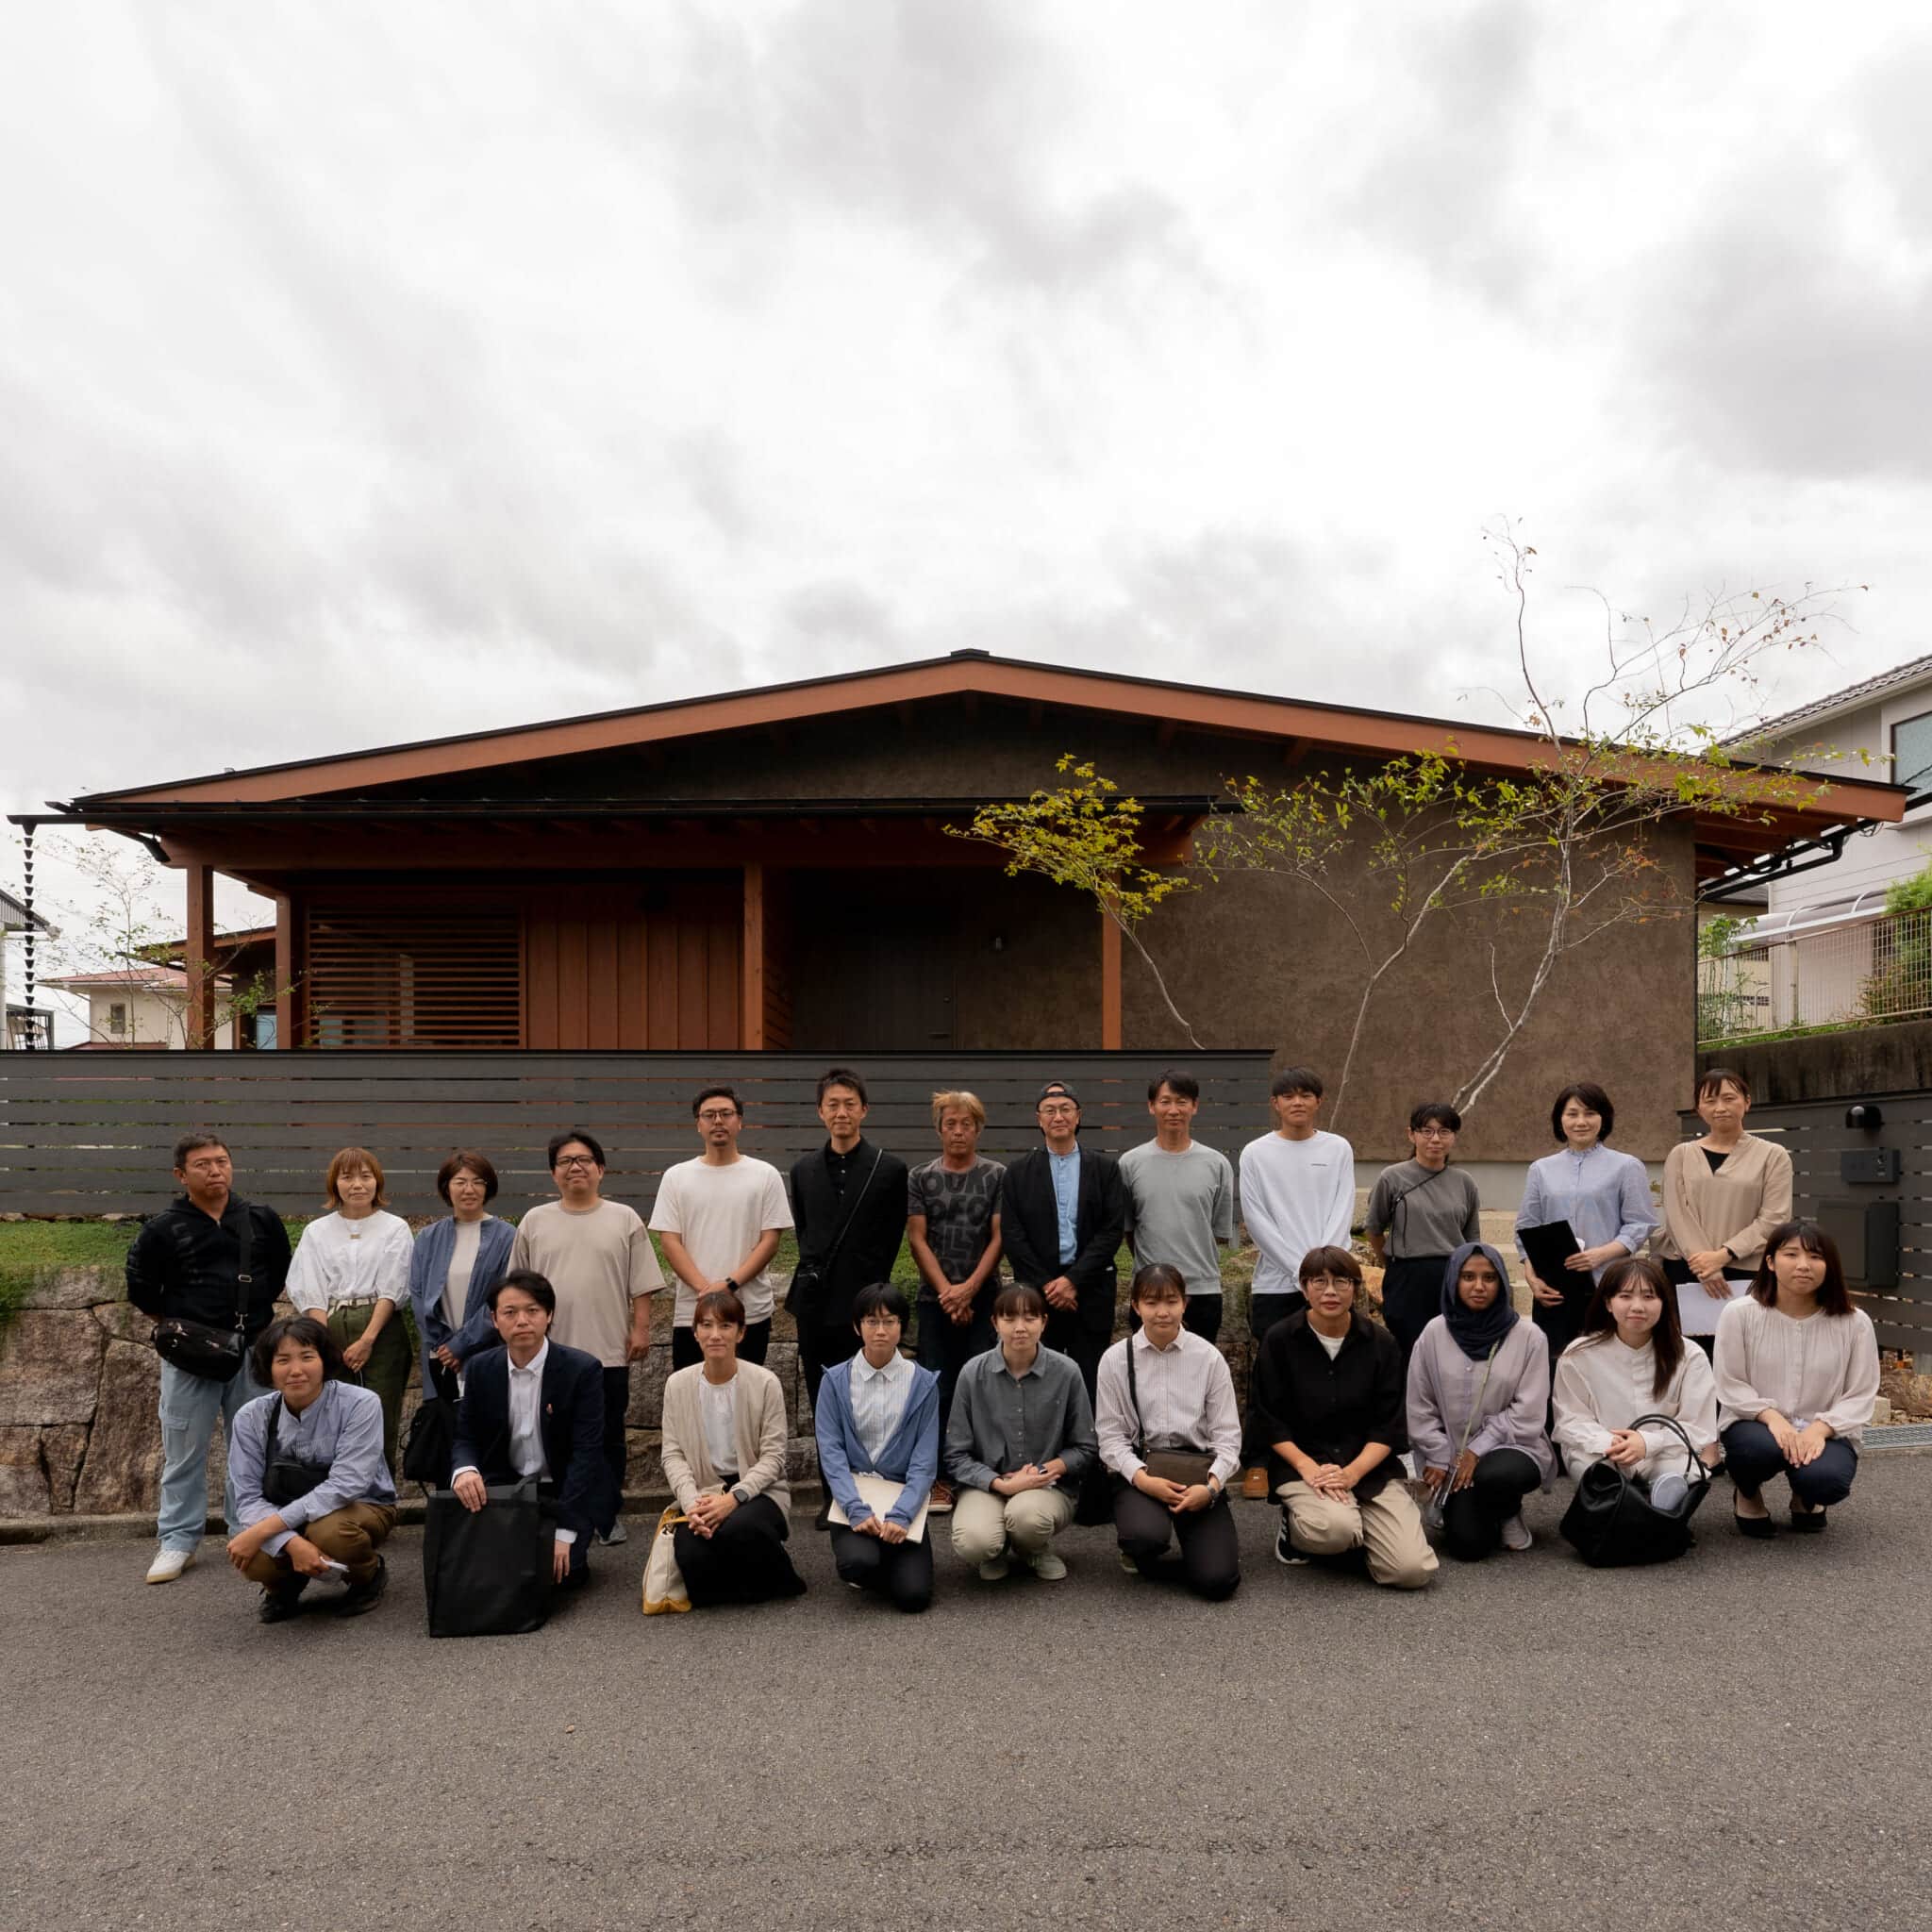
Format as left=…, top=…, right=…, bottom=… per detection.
left=259, top=1395, right=332, bottom=1508
left=423, top=1480, right=552, bottom=1638
left=1559, top=1411, right=1711, bottom=1567
left=152, top=1213, right=256, bottom=1382
left=402, top=1394, right=459, bottom=1491
left=785, top=1148, right=883, bottom=1324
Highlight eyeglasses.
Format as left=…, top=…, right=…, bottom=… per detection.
left=858, top=1314, right=902, bottom=1329
left=555, top=1156, right=599, bottom=1170
left=696, top=1110, right=740, bottom=1124
left=1414, top=1127, right=1454, bottom=1140
left=1303, top=1274, right=1356, bottom=1291
left=1038, top=1105, right=1079, bottom=1120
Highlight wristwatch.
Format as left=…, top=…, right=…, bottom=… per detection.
left=724, top=1275, right=740, bottom=1291
left=729, top=1484, right=752, bottom=1507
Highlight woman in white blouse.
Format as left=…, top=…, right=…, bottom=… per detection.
left=1552, top=1256, right=1719, bottom=1485
left=287, top=1146, right=414, bottom=1474
left=1716, top=1221, right=1880, bottom=1539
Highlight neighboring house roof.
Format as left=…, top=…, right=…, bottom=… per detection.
left=0, top=886, right=51, bottom=933
left=1729, top=651, right=1932, bottom=750
left=40, top=966, right=196, bottom=993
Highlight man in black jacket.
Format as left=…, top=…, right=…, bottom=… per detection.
left=789, top=1067, right=909, bottom=1416
left=125, top=1132, right=291, bottom=1586
left=999, top=1081, right=1126, bottom=1399
left=451, top=1271, right=613, bottom=1585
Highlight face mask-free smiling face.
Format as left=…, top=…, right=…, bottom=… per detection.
left=1456, top=1254, right=1502, bottom=1313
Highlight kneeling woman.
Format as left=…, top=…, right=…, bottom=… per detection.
left=1716, top=1221, right=1880, bottom=1538
left=1552, top=1256, right=1719, bottom=1484
left=661, top=1289, right=807, bottom=1604
left=1406, top=1241, right=1553, bottom=1559
left=225, top=1314, right=398, bottom=1622
left=1095, top=1264, right=1241, bottom=1600
left=813, top=1284, right=942, bottom=1613
left=1252, top=1246, right=1437, bottom=1590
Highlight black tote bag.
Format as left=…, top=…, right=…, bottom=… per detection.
left=1558, top=1412, right=1711, bottom=1568
left=423, top=1481, right=551, bottom=1637
left=402, top=1396, right=458, bottom=1491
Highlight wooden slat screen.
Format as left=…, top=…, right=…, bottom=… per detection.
left=0, top=1050, right=1274, bottom=1216
left=304, top=903, right=521, bottom=1049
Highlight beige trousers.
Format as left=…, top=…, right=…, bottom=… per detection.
left=242, top=1501, right=397, bottom=1588
left=952, top=1486, right=1075, bottom=1564
left=1278, top=1478, right=1438, bottom=1590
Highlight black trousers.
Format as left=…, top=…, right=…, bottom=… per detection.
left=1128, top=1296, right=1224, bottom=1344
left=800, top=1324, right=862, bottom=1412
left=1113, top=1480, right=1240, bottom=1601
left=1379, top=1256, right=1448, bottom=1377
left=671, top=1320, right=772, bottom=1372
left=1439, top=1447, right=1541, bottom=1560
left=830, top=1524, right=934, bottom=1612
left=915, top=1293, right=996, bottom=1440
left=673, top=1494, right=807, bottom=1606
left=1043, top=1307, right=1109, bottom=1401
left=600, top=1367, right=629, bottom=1510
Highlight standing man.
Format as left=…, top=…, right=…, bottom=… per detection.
left=999, top=1079, right=1126, bottom=1401
left=790, top=1068, right=909, bottom=1416
left=508, top=1127, right=662, bottom=1544
left=1119, top=1068, right=1236, bottom=1342
left=907, top=1089, right=1006, bottom=1513
left=125, top=1132, right=291, bottom=1584
left=650, top=1084, right=794, bottom=1370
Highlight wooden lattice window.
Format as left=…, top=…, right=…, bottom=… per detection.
left=304, top=903, right=522, bottom=1048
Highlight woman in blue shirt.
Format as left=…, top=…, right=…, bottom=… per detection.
left=408, top=1150, right=517, bottom=1402
left=814, top=1283, right=941, bottom=1613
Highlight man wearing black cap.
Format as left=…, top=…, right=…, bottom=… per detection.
left=998, top=1081, right=1126, bottom=1399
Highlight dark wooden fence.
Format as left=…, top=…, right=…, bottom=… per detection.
left=1681, top=1098, right=1932, bottom=1357
left=0, top=1050, right=1274, bottom=1217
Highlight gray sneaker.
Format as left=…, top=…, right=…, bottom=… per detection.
left=597, top=1520, right=629, bottom=1547
left=1500, top=1512, right=1533, bottom=1553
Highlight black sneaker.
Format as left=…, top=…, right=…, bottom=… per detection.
left=336, top=1555, right=389, bottom=1617
left=257, top=1581, right=307, bottom=1624
left=1274, top=1513, right=1308, bottom=1567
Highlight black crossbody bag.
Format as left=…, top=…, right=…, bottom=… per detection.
left=786, top=1147, right=884, bottom=1324
left=1124, top=1336, right=1216, bottom=1491
left=260, top=1394, right=333, bottom=1508
left=152, top=1211, right=256, bottom=1382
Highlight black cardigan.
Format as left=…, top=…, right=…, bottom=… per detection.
left=999, top=1143, right=1126, bottom=1333
left=789, top=1140, right=910, bottom=1331
left=1250, top=1310, right=1407, bottom=1499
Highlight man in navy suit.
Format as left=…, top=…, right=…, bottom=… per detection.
left=451, top=1271, right=613, bottom=1584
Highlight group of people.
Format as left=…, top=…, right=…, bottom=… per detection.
left=120, top=1058, right=1881, bottom=1623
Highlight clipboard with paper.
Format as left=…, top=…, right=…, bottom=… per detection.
left=826, top=1471, right=931, bottom=1543
left=1518, top=1219, right=1584, bottom=1291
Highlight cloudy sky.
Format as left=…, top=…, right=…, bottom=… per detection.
left=4, top=1, right=1929, bottom=1014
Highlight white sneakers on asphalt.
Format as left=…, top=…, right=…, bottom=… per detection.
left=145, top=1548, right=195, bottom=1584
left=1027, top=1550, right=1068, bottom=1582
left=597, top=1520, right=628, bottom=1546
left=977, top=1553, right=1010, bottom=1581
left=1501, top=1513, right=1534, bottom=1552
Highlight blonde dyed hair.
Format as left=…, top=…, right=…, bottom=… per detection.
left=930, top=1090, right=987, bottom=1131
left=325, top=1145, right=388, bottom=1208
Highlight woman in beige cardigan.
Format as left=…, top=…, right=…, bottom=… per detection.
left=661, top=1289, right=806, bottom=1605
left=1657, top=1068, right=1793, bottom=1354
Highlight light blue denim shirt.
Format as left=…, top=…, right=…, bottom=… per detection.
left=1515, top=1144, right=1658, bottom=1279
left=1049, top=1145, right=1081, bottom=1265
left=229, top=1381, right=396, bottom=1555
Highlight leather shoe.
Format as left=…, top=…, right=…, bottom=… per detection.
left=336, top=1555, right=389, bottom=1616
left=257, top=1581, right=308, bottom=1624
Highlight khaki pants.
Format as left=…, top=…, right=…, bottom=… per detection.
left=242, top=1501, right=397, bottom=1588
left=952, top=1486, right=1075, bottom=1564
left=1278, top=1478, right=1438, bottom=1590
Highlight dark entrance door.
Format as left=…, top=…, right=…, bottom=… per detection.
left=789, top=875, right=958, bottom=1050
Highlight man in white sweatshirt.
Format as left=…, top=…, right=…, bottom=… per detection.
left=1238, top=1067, right=1358, bottom=1497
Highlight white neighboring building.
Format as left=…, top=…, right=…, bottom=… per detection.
left=1, top=885, right=57, bottom=1049
left=39, top=965, right=239, bottom=1049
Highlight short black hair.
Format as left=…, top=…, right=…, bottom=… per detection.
left=173, top=1131, right=229, bottom=1171
left=1271, top=1066, right=1324, bottom=1100
left=1148, top=1069, right=1200, bottom=1103
left=1130, top=1262, right=1188, bottom=1305
left=691, top=1084, right=743, bottom=1119
left=850, top=1282, right=909, bottom=1333
left=488, top=1270, right=557, bottom=1316
left=992, top=1282, right=1048, bottom=1320
left=437, top=1149, right=499, bottom=1204
left=816, top=1066, right=868, bottom=1106
left=1550, top=1082, right=1615, bottom=1142
left=250, top=1313, right=345, bottom=1390
left=1697, top=1066, right=1752, bottom=1103
left=547, top=1127, right=607, bottom=1171
left=1409, top=1101, right=1462, bottom=1134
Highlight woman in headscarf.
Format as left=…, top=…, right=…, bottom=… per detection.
left=1405, top=1241, right=1553, bottom=1559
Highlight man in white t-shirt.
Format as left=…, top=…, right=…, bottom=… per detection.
left=648, top=1084, right=793, bottom=1371
left=1120, top=1067, right=1235, bottom=1343
left=508, top=1126, right=664, bottom=1543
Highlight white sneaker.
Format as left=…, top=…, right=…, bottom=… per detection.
left=1027, top=1549, right=1068, bottom=1581
left=1119, top=1550, right=1140, bottom=1575
left=145, top=1548, right=195, bottom=1584
left=977, top=1554, right=1010, bottom=1581
left=1500, top=1513, right=1533, bottom=1553
left=597, top=1521, right=628, bottom=1546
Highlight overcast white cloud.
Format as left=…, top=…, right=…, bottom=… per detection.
left=3, top=1, right=1928, bottom=1018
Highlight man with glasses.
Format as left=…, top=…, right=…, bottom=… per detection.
left=508, top=1128, right=663, bottom=1543
left=1363, top=1101, right=1481, bottom=1377
left=126, top=1132, right=292, bottom=1584
left=649, top=1085, right=793, bottom=1369
left=999, top=1080, right=1126, bottom=1400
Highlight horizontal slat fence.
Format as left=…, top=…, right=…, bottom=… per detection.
left=0, top=1051, right=1274, bottom=1218
left=1677, top=1099, right=1932, bottom=1357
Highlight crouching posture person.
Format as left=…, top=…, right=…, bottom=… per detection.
left=225, top=1315, right=397, bottom=1622
left=1250, top=1246, right=1437, bottom=1590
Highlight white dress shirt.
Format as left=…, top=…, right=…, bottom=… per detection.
left=849, top=1349, right=915, bottom=1466
left=453, top=1340, right=574, bottom=1544
left=1094, top=1327, right=1242, bottom=1485
left=1551, top=1335, right=1718, bottom=1480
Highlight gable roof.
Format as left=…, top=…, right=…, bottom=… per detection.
left=0, top=886, right=50, bottom=932
left=1734, top=650, right=1932, bottom=750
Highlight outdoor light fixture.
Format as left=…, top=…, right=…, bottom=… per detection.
left=1845, top=1103, right=1885, bottom=1131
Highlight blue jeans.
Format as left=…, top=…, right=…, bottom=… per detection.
left=1721, top=1420, right=1858, bottom=1508
left=158, top=1357, right=264, bottom=1550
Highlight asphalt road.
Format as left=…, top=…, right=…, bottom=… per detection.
left=7, top=1460, right=1927, bottom=1932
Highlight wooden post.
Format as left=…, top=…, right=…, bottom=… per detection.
left=741, top=862, right=765, bottom=1050
left=184, top=863, right=215, bottom=1049
left=275, top=895, right=296, bottom=1049
left=1100, top=910, right=1123, bottom=1050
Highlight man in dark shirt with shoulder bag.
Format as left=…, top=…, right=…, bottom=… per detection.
left=125, top=1132, right=291, bottom=1585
